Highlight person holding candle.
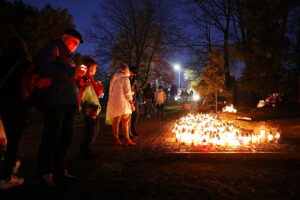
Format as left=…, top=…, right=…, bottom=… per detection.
left=35, top=29, right=85, bottom=188
left=78, top=57, right=103, bottom=159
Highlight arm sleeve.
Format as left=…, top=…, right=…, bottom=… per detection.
left=123, top=77, right=133, bottom=101
left=36, top=44, right=75, bottom=78
left=88, top=75, right=104, bottom=97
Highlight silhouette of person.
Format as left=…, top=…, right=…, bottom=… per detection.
left=35, top=29, right=85, bottom=187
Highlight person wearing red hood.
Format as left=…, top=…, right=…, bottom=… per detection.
left=77, top=57, right=103, bottom=159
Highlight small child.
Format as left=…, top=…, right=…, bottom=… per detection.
left=78, top=57, right=103, bottom=159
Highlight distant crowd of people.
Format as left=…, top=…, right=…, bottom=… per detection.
left=0, top=29, right=168, bottom=190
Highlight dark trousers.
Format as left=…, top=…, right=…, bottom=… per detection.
left=80, top=116, right=100, bottom=154
left=131, top=102, right=139, bottom=135
left=37, top=105, right=76, bottom=177
left=144, top=99, right=152, bottom=116
left=156, top=104, right=164, bottom=119
left=0, top=106, right=27, bottom=179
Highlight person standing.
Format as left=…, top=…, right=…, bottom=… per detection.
left=155, top=86, right=167, bottom=119
left=106, top=64, right=136, bottom=146
left=129, top=72, right=144, bottom=137
left=0, top=34, right=31, bottom=190
left=35, top=29, right=85, bottom=187
left=143, top=83, right=154, bottom=119
left=78, top=57, right=103, bottom=159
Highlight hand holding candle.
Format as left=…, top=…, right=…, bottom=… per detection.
left=76, top=64, right=87, bottom=78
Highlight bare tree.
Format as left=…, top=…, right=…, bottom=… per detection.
left=180, top=0, right=235, bottom=88
left=87, top=0, right=180, bottom=87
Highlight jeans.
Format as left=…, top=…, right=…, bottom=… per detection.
left=80, top=115, right=100, bottom=154
left=131, top=102, right=139, bottom=135
left=144, top=99, right=152, bottom=116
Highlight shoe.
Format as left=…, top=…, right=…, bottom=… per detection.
left=37, top=173, right=57, bottom=188
left=53, top=171, right=77, bottom=186
left=129, top=132, right=135, bottom=139
left=124, top=139, right=136, bottom=146
left=83, top=152, right=98, bottom=160
left=132, top=132, right=139, bottom=136
left=114, top=138, right=123, bottom=145
left=0, top=175, right=24, bottom=190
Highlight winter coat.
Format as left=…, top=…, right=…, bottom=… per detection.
left=35, top=39, right=78, bottom=107
left=143, top=87, right=154, bottom=99
left=106, top=71, right=133, bottom=118
left=155, top=89, right=167, bottom=105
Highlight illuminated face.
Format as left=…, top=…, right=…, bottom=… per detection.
left=62, top=34, right=80, bottom=52
left=88, top=64, right=98, bottom=76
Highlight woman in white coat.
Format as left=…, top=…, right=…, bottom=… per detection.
left=106, top=64, right=136, bottom=145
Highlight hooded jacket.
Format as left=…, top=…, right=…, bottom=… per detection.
left=106, top=71, right=133, bottom=118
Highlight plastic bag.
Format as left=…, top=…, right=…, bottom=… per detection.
left=80, top=85, right=101, bottom=119
left=105, top=116, right=113, bottom=126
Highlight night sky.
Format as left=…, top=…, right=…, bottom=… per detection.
left=13, top=0, right=241, bottom=83
left=19, top=0, right=102, bottom=55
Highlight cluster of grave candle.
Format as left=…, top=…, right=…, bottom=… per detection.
left=222, top=104, right=237, bottom=113
left=172, top=113, right=280, bottom=147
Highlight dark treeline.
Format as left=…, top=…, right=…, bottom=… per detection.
left=1, top=0, right=300, bottom=103
left=0, top=0, right=75, bottom=57
left=0, top=0, right=106, bottom=80
left=181, top=0, right=300, bottom=103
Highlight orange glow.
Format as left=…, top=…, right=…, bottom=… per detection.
left=222, top=104, right=237, bottom=113
left=172, top=113, right=281, bottom=148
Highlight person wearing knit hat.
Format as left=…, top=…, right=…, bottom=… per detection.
left=35, top=28, right=84, bottom=188
left=63, top=29, right=84, bottom=44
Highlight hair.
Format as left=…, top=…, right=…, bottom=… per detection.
left=82, top=57, right=98, bottom=68
left=116, top=62, right=128, bottom=71
left=159, top=85, right=163, bottom=89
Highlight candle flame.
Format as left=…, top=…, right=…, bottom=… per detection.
left=172, top=113, right=281, bottom=148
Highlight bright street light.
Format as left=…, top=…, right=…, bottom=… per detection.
left=173, top=64, right=181, bottom=90
left=174, top=64, right=180, bottom=71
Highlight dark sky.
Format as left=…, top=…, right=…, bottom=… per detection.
left=17, top=0, right=241, bottom=83
left=20, top=0, right=102, bottom=55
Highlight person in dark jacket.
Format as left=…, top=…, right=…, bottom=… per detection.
left=130, top=73, right=144, bottom=136
left=35, top=29, right=85, bottom=188
left=143, top=83, right=154, bottom=119
left=0, top=34, right=31, bottom=190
